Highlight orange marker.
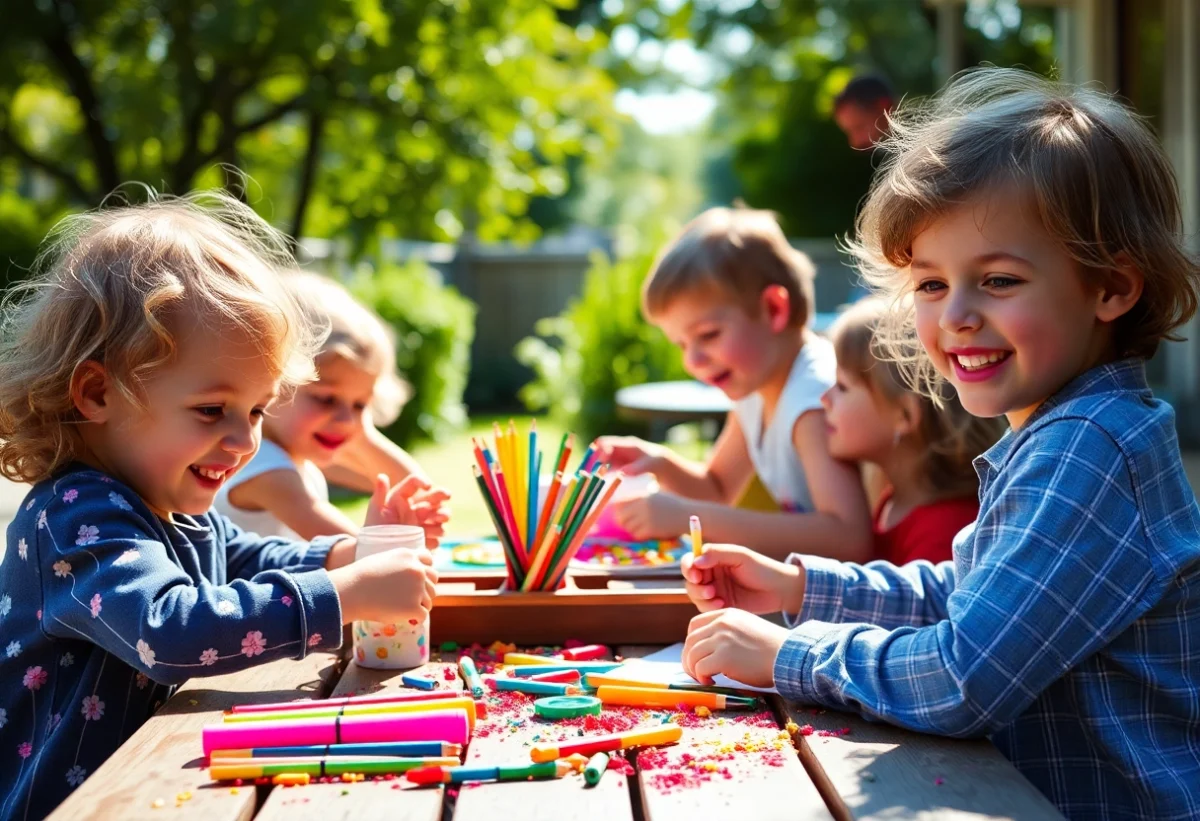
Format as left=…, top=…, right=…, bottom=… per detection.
left=690, top=515, right=703, bottom=557
left=530, top=724, right=682, bottom=763
left=595, top=685, right=757, bottom=711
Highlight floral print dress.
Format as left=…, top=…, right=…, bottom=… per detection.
left=0, top=465, right=345, bottom=821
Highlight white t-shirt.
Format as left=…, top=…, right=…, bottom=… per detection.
left=214, top=439, right=328, bottom=540
left=732, top=336, right=836, bottom=513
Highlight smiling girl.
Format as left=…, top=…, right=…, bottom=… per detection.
left=215, top=272, right=447, bottom=545
left=0, top=194, right=440, bottom=820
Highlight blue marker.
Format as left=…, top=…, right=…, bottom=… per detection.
left=401, top=673, right=438, bottom=690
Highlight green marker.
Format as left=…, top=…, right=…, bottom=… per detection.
left=458, top=656, right=485, bottom=698
left=584, top=752, right=609, bottom=786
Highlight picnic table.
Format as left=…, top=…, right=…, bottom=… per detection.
left=48, top=574, right=1064, bottom=821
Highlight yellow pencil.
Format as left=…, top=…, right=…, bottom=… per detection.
left=690, top=515, right=703, bottom=557
left=510, top=420, right=527, bottom=544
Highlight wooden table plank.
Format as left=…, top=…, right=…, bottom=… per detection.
left=774, top=699, right=1065, bottom=820
left=448, top=649, right=636, bottom=821
left=252, top=659, right=453, bottom=821
left=47, top=651, right=344, bottom=821
left=618, top=646, right=833, bottom=821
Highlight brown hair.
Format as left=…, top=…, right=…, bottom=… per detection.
left=830, top=299, right=1006, bottom=498
left=284, top=272, right=412, bottom=426
left=847, top=67, right=1200, bottom=396
left=642, top=206, right=815, bottom=328
left=0, top=190, right=322, bottom=483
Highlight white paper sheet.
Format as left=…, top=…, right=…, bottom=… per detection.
left=613, top=643, right=779, bottom=694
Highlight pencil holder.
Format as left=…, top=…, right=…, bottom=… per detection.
left=470, top=421, right=622, bottom=593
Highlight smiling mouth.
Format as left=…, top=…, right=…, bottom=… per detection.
left=708, top=371, right=733, bottom=387
left=954, top=351, right=1011, bottom=371
left=313, top=433, right=347, bottom=449
left=189, top=465, right=229, bottom=488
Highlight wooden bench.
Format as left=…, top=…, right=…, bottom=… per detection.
left=48, top=640, right=1063, bottom=821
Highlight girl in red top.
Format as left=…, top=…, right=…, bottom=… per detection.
left=821, top=299, right=1006, bottom=565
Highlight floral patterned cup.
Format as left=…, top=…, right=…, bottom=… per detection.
left=352, top=525, right=429, bottom=669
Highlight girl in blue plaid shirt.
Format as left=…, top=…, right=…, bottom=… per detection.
left=681, top=67, right=1200, bottom=819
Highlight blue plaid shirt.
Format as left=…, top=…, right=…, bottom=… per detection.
left=774, top=360, right=1200, bottom=820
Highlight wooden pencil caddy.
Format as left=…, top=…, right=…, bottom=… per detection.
left=430, top=570, right=696, bottom=646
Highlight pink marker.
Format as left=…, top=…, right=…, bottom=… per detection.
left=202, top=708, right=470, bottom=755
left=231, top=690, right=460, bottom=715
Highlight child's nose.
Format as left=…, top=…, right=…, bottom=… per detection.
left=939, top=289, right=983, bottom=333
left=223, top=422, right=257, bottom=455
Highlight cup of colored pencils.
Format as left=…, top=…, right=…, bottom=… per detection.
left=470, top=421, right=623, bottom=592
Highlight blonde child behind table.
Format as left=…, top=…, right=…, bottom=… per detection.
left=822, top=298, right=1004, bottom=564
left=215, top=272, right=447, bottom=545
left=0, top=192, right=440, bottom=821
left=596, top=206, right=872, bottom=562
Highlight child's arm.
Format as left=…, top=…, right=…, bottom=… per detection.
left=228, top=468, right=363, bottom=542
left=325, top=422, right=427, bottom=493
left=598, top=414, right=755, bottom=503
left=38, top=480, right=345, bottom=686
left=765, top=424, right=1159, bottom=737
left=616, top=412, right=873, bottom=562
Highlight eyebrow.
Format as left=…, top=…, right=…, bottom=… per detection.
left=911, top=251, right=1033, bottom=272
left=193, top=385, right=279, bottom=404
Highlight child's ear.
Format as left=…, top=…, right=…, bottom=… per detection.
left=1095, top=253, right=1145, bottom=323
left=70, top=361, right=111, bottom=424
left=895, top=394, right=923, bottom=439
left=761, top=285, right=792, bottom=333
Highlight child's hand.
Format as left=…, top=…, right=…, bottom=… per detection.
left=330, top=545, right=438, bottom=624
left=594, top=436, right=667, bottom=475
left=612, top=490, right=689, bottom=539
left=681, top=609, right=788, bottom=689
left=364, top=474, right=451, bottom=548
left=681, top=544, right=804, bottom=615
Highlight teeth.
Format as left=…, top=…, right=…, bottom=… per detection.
left=195, top=467, right=226, bottom=481
left=955, top=352, right=1008, bottom=371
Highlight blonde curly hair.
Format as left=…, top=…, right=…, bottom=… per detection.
left=283, top=271, right=411, bottom=426
left=847, top=67, right=1200, bottom=398
left=0, top=190, right=323, bottom=483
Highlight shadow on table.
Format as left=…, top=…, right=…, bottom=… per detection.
left=782, top=705, right=1064, bottom=819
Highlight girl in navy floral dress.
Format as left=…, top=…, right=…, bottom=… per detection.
left=0, top=192, right=444, bottom=820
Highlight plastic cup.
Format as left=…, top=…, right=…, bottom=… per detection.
left=352, top=524, right=429, bottom=669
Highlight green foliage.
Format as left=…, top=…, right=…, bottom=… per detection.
left=516, top=247, right=687, bottom=441
left=0, top=0, right=619, bottom=259
left=348, top=260, right=475, bottom=447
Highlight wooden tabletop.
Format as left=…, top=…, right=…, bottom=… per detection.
left=47, top=641, right=1064, bottom=821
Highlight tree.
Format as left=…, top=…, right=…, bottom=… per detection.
left=0, top=0, right=619, bottom=275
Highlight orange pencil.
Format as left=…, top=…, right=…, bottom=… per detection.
left=532, top=470, right=564, bottom=556
left=543, top=476, right=624, bottom=590
left=595, top=685, right=757, bottom=710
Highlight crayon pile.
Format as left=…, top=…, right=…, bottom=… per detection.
left=470, top=422, right=622, bottom=591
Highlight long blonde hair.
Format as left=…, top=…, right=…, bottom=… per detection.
left=0, top=190, right=322, bottom=483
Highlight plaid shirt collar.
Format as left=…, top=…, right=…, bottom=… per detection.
left=976, top=358, right=1151, bottom=475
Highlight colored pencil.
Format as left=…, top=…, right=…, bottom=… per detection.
left=472, top=421, right=618, bottom=591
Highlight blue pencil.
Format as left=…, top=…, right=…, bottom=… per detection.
left=401, top=673, right=438, bottom=690
left=576, top=443, right=596, bottom=475
left=527, top=424, right=539, bottom=549
left=512, top=661, right=622, bottom=676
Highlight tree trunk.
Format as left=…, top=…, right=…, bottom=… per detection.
left=289, top=105, right=327, bottom=253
